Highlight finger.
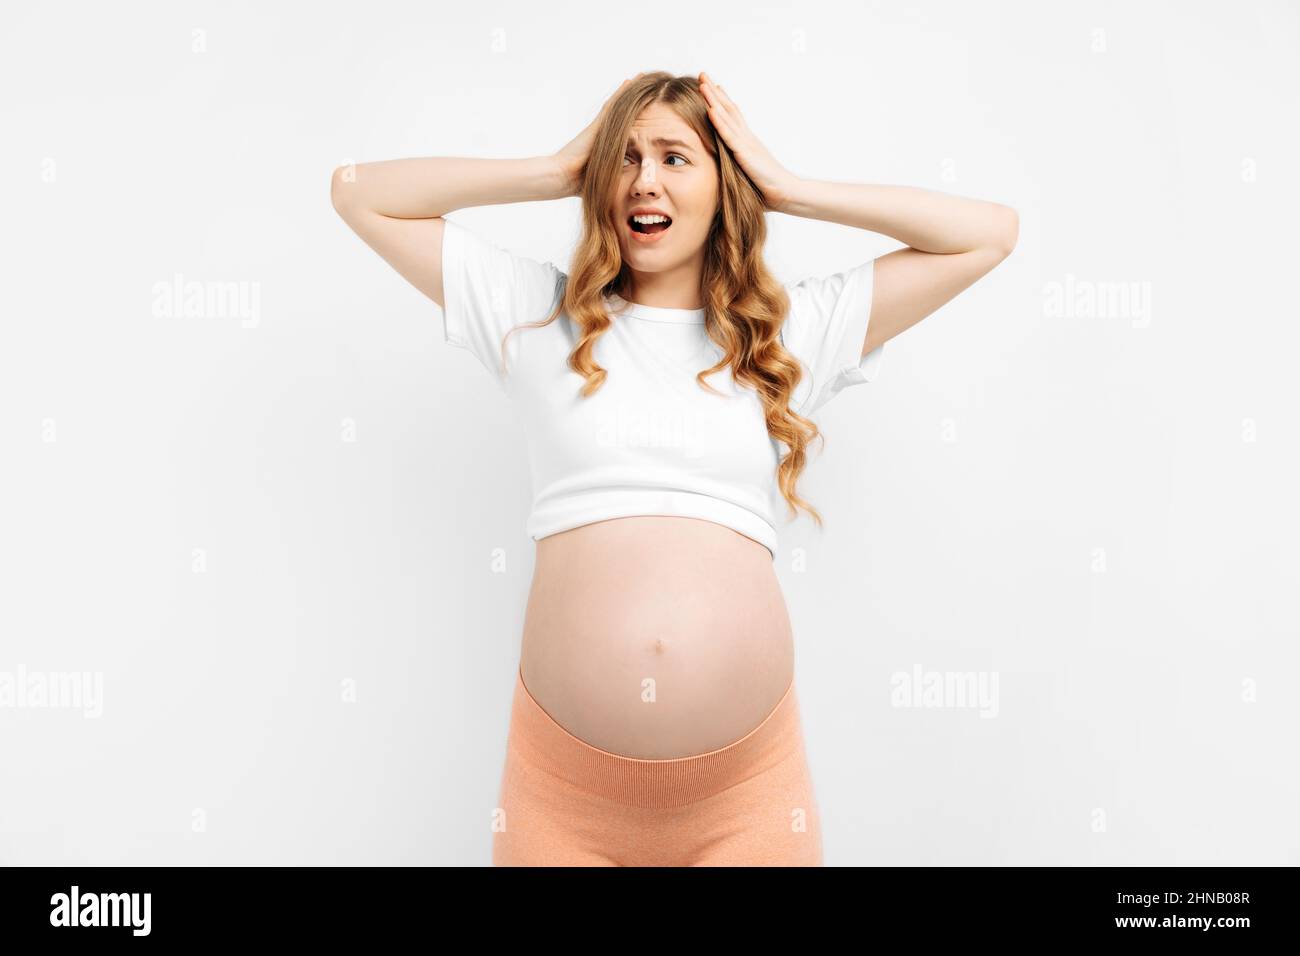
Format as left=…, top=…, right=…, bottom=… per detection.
left=704, top=79, right=740, bottom=120
left=609, top=71, right=643, bottom=103
left=705, top=97, right=737, bottom=135
left=716, top=83, right=741, bottom=116
left=707, top=104, right=737, bottom=140
left=700, top=79, right=728, bottom=116
left=703, top=86, right=734, bottom=124
left=712, top=89, right=749, bottom=133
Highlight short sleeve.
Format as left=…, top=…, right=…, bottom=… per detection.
left=780, top=258, right=885, bottom=416
left=439, top=217, right=566, bottom=387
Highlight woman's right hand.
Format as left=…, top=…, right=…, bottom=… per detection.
left=552, top=74, right=644, bottom=197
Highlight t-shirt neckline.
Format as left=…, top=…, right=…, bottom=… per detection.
left=607, top=293, right=705, bottom=325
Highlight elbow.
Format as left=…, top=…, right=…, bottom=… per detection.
left=994, top=204, right=1019, bottom=258
left=330, top=163, right=358, bottom=215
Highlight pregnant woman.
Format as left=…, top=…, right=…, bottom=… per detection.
left=331, top=71, right=1017, bottom=866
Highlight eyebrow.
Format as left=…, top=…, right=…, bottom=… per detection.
left=625, top=136, right=697, bottom=154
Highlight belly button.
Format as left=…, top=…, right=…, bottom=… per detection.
left=652, top=638, right=667, bottom=655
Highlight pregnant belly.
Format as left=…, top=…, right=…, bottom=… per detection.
left=519, top=516, right=796, bottom=759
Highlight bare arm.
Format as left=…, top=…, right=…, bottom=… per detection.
left=330, top=155, right=570, bottom=219
left=329, top=155, right=568, bottom=307
left=695, top=74, right=1017, bottom=357
left=775, top=180, right=1019, bottom=355
left=330, top=76, right=639, bottom=308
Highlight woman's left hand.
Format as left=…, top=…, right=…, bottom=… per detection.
left=699, top=72, right=799, bottom=213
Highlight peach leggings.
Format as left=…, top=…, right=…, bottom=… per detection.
left=492, top=666, right=823, bottom=866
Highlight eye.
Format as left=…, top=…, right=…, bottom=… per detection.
left=624, top=153, right=690, bottom=167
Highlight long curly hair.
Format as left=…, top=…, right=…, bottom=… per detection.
left=502, top=71, right=828, bottom=527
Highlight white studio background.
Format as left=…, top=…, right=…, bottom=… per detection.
left=2, top=0, right=1297, bottom=866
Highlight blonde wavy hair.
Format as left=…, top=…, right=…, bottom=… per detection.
left=503, top=71, right=829, bottom=527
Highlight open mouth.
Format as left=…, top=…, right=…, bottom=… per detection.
left=628, top=215, right=673, bottom=236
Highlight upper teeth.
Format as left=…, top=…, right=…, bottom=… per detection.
left=632, top=214, right=670, bottom=224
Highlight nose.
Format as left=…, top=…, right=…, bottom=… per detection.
left=632, top=157, right=660, bottom=197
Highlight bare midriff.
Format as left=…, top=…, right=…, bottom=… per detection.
left=519, top=515, right=795, bottom=759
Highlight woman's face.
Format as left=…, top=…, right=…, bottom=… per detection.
left=614, top=102, right=719, bottom=275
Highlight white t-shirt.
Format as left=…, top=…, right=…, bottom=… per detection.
left=438, top=217, right=886, bottom=560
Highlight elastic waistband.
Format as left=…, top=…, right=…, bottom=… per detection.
left=507, top=666, right=803, bottom=808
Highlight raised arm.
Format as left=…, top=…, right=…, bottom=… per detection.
left=776, top=181, right=1017, bottom=354
left=329, top=155, right=569, bottom=307
left=698, top=73, right=1018, bottom=357
left=330, top=75, right=641, bottom=308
